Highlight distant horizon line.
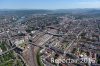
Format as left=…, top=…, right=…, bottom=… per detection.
left=0, top=8, right=100, bottom=10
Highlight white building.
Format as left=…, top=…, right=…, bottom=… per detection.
left=14, top=39, right=25, bottom=46
left=0, top=48, right=2, bottom=53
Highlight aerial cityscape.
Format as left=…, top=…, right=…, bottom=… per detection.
left=0, top=0, right=100, bottom=66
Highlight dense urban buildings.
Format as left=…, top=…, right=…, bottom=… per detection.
left=0, top=9, right=100, bottom=66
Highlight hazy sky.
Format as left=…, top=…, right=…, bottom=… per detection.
left=0, top=0, right=100, bottom=9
